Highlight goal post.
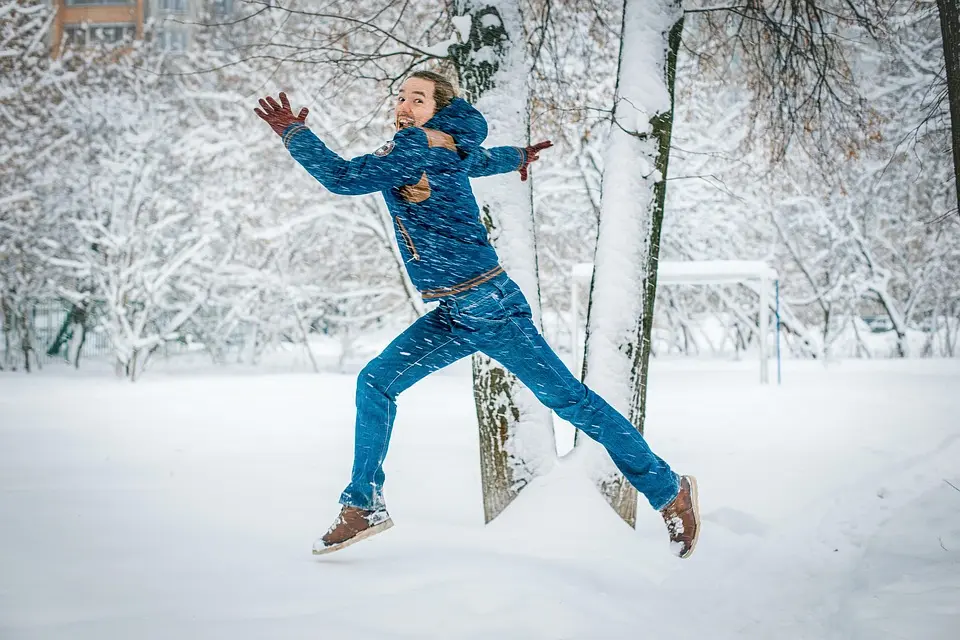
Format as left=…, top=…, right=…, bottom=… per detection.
left=571, top=260, right=781, bottom=384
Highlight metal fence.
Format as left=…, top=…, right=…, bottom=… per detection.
left=0, top=301, right=113, bottom=365
left=2, top=301, right=251, bottom=368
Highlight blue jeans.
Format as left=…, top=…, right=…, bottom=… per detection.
left=339, top=273, right=680, bottom=512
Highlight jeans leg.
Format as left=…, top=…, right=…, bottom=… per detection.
left=477, top=310, right=679, bottom=511
left=340, top=307, right=476, bottom=510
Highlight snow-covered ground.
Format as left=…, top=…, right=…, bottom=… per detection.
left=1, top=357, right=959, bottom=639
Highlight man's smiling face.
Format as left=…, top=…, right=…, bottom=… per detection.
left=395, top=77, right=437, bottom=130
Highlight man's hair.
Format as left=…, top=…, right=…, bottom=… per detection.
left=407, top=70, right=458, bottom=112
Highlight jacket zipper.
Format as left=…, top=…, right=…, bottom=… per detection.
left=395, top=216, right=420, bottom=261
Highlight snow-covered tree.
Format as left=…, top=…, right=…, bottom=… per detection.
left=575, top=0, right=684, bottom=526
left=448, top=0, right=558, bottom=522
left=43, top=52, right=214, bottom=380
left=934, top=0, right=960, bottom=218
left=6, top=0, right=955, bottom=389
left=0, top=0, right=66, bottom=371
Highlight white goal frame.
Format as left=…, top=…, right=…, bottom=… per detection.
left=570, top=260, right=781, bottom=384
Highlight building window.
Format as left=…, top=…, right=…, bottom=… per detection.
left=64, top=24, right=137, bottom=47
left=212, top=0, right=233, bottom=17
left=64, top=0, right=134, bottom=6
left=159, top=29, right=189, bottom=51
left=157, top=0, right=188, bottom=13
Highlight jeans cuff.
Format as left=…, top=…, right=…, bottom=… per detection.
left=339, top=489, right=387, bottom=512
left=650, top=472, right=682, bottom=511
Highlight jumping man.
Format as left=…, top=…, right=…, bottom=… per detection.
left=254, top=71, right=700, bottom=558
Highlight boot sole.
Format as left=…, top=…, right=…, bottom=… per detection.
left=680, top=475, right=700, bottom=559
left=312, top=519, right=394, bottom=556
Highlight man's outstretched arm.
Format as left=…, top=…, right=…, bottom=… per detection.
left=255, top=92, right=425, bottom=196
left=467, top=141, right=552, bottom=181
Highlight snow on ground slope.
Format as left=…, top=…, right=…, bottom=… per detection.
left=1, top=359, right=958, bottom=639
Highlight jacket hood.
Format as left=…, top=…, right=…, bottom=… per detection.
left=422, top=97, right=488, bottom=154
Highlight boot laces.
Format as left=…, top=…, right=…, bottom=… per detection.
left=664, top=511, right=685, bottom=536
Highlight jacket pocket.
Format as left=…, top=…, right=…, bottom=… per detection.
left=395, top=216, right=420, bottom=261
left=398, top=173, right=431, bottom=203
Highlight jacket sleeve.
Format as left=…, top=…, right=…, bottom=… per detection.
left=465, top=146, right=526, bottom=179
left=282, top=124, right=427, bottom=195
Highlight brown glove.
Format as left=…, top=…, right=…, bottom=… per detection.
left=519, top=140, right=553, bottom=181
left=254, top=92, right=309, bottom=137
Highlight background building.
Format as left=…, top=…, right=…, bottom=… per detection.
left=48, top=0, right=218, bottom=56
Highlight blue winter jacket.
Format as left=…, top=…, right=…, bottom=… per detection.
left=282, top=98, right=526, bottom=299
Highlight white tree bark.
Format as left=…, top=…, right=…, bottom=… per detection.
left=577, top=0, right=684, bottom=526
left=450, top=0, right=557, bottom=523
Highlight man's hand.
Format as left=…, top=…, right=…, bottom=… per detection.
left=254, top=92, right=309, bottom=137
left=519, top=140, right=552, bottom=181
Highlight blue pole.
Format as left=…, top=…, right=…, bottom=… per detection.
left=776, top=279, right=782, bottom=385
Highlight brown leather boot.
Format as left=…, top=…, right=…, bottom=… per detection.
left=660, top=475, right=700, bottom=559
left=312, top=505, right=394, bottom=556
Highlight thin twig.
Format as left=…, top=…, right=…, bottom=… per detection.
left=923, top=208, right=960, bottom=226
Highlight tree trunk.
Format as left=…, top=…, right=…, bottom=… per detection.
left=449, top=0, right=557, bottom=523
left=577, top=0, right=684, bottom=526
left=69, top=320, right=88, bottom=368
left=936, top=0, right=960, bottom=218
left=2, top=295, right=14, bottom=371
left=18, top=304, right=38, bottom=373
